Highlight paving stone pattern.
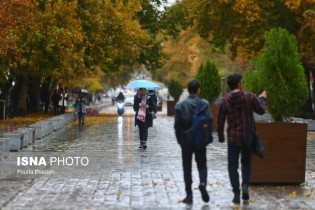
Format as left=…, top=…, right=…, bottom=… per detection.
left=0, top=106, right=314, bottom=210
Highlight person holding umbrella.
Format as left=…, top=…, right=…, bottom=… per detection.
left=74, top=93, right=87, bottom=125
left=133, top=87, right=156, bottom=149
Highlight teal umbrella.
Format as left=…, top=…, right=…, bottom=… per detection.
left=125, top=79, right=161, bottom=90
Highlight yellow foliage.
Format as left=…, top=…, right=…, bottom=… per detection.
left=87, top=81, right=103, bottom=92
left=289, top=191, right=297, bottom=197
left=0, top=113, right=51, bottom=130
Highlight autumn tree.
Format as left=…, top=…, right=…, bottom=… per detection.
left=171, top=0, right=314, bottom=111
left=0, top=0, right=86, bottom=115
left=0, top=0, right=181, bottom=116
left=76, top=0, right=152, bottom=89
left=0, top=0, right=38, bottom=115
left=0, top=0, right=32, bottom=100
left=178, top=0, right=314, bottom=67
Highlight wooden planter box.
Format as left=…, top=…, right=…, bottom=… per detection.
left=156, top=103, right=162, bottom=112
left=167, top=101, right=176, bottom=116
left=250, top=122, right=307, bottom=184
left=210, top=104, right=219, bottom=131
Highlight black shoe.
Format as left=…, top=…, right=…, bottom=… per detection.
left=182, top=194, right=193, bottom=204
left=139, top=143, right=143, bottom=149
left=199, top=184, right=210, bottom=203
left=233, top=193, right=240, bottom=204
left=143, top=141, right=147, bottom=149
left=242, top=192, right=250, bottom=202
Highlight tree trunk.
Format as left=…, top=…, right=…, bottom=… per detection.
left=301, top=62, right=313, bottom=113
left=28, top=75, right=41, bottom=113
left=11, top=75, right=28, bottom=116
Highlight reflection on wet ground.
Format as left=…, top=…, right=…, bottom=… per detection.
left=0, top=105, right=314, bottom=209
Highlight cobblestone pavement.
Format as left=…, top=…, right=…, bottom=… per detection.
left=0, top=104, right=315, bottom=210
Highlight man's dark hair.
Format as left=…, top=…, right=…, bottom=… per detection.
left=187, top=80, right=200, bottom=94
left=227, top=73, right=242, bottom=91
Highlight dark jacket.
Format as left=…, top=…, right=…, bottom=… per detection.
left=116, top=92, right=125, bottom=102
left=133, top=94, right=156, bottom=127
left=218, top=91, right=265, bottom=146
left=174, top=95, right=210, bottom=145
left=51, top=92, right=61, bottom=106
left=148, top=91, right=157, bottom=106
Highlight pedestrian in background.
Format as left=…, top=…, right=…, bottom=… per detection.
left=174, top=80, right=210, bottom=204
left=51, top=89, right=61, bottom=115
left=217, top=73, right=266, bottom=204
left=148, top=90, right=157, bottom=111
left=40, top=88, right=50, bottom=114
left=133, top=88, right=155, bottom=149
left=116, top=92, right=125, bottom=103
left=74, top=93, right=87, bottom=125
left=59, top=88, right=68, bottom=114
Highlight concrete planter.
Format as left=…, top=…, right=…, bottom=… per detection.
left=0, top=138, right=10, bottom=158
left=29, top=123, right=45, bottom=139
left=250, top=122, right=307, bottom=184
left=17, top=129, right=30, bottom=147
left=0, top=141, right=3, bottom=160
left=3, top=131, right=24, bottom=151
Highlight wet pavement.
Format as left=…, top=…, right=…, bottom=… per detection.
left=0, top=103, right=315, bottom=210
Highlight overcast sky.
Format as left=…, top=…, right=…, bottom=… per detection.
left=167, top=0, right=176, bottom=5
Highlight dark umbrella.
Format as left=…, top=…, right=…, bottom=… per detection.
left=71, top=89, right=90, bottom=95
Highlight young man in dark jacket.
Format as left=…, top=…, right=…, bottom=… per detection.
left=174, top=80, right=211, bottom=204
left=218, top=73, right=266, bottom=204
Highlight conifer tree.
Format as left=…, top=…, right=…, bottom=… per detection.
left=196, top=61, right=221, bottom=104
left=256, top=28, right=308, bottom=122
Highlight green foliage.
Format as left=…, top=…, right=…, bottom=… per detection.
left=195, top=61, right=221, bottom=104
left=243, top=59, right=264, bottom=95
left=252, top=28, right=308, bottom=122
left=167, top=79, right=183, bottom=101
left=160, top=1, right=188, bottom=38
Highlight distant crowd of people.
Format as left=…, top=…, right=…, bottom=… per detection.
left=40, top=88, right=68, bottom=115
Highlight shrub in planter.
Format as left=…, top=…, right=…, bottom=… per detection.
left=196, top=61, right=221, bottom=130
left=247, top=28, right=309, bottom=184
left=167, top=79, right=183, bottom=102
left=254, top=28, right=308, bottom=122
left=195, top=61, right=221, bottom=104
left=167, top=79, right=183, bottom=116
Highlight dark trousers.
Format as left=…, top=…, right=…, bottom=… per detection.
left=60, top=106, right=66, bottom=114
left=137, top=120, right=148, bottom=142
left=181, top=144, right=207, bottom=195
left=78, top=112, right=86, bottom=124
left=44, top=101, right=49, bottom=114
left=53, top=104, right=59, bottom=115
left=228, top=143, right=251, bottom=194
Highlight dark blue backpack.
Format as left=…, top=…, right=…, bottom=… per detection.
left=191, top=100, right=213, bottom=149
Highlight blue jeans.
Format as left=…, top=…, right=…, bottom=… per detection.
left=228, top=142, right=251, bottom=194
